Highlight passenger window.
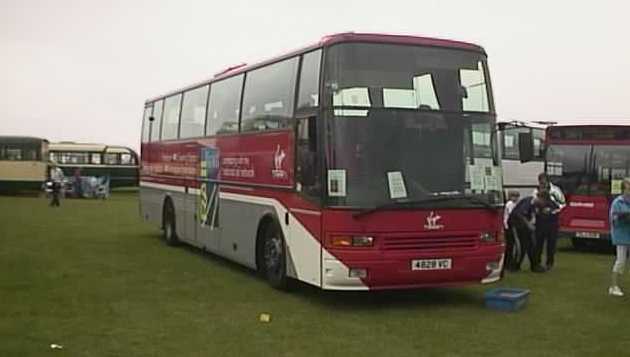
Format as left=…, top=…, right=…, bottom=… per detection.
left=141, top=106, right=153, bottom=143
left=206, top=75, right=243, bottom=136
left=297, top=50, right=322, bottom=111
left=161, top=94, right=182, bottom=140
left=121, top=153, right=133, bottom=165
left=180, top=85, right=209, bottom=139
left=241, top=57, right=299, bottom=133
left=104, top=153, right=119, bottom=165
left=91, top=153, right=102, bottom=165
left=150, top=100, right=164, bottom=142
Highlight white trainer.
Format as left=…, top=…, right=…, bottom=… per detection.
left=608, top=286, right=624, bottom=297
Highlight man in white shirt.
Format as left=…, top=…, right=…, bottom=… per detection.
left=532, top=173, right=565, bottom=270
left=49, top=164, right=64, bottom=207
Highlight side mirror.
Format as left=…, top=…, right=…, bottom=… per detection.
left=518, top=132, right=534, bottom=163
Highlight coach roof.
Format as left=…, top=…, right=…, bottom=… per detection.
left=144, top=32, right=486, bottom=104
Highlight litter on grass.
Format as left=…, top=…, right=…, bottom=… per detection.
left=259, top=313, right=271, bottom=323
left=50, top=344, right=64, bottom=350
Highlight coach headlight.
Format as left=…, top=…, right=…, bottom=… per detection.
left=330, top=235, right=374, bottom=247
left=480, top=232, right=495, bottom=243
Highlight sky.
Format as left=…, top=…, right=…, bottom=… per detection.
left=1, top=0, right=629, bottom=152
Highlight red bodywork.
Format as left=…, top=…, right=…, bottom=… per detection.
left=141, top=33, right=504, bottom=289
left=142, top=129, right=504, bottom=289
left=546, top=125, right=630, bottom=241
left=559, top=195, right=611, bottom=239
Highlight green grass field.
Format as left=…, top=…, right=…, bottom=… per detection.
left=1, top=193, right=628, bottom=356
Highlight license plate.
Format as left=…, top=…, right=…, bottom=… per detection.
left=411, top=258, right=452, bottom=271
left=575, top=232, right=600, bottom=239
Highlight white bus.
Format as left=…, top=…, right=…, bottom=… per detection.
left=0, top=136, right=49, bottom=193
left=498, top=121, right=546, bottom=197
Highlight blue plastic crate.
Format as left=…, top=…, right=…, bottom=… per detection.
left=484, top=288, right=530, bottom=312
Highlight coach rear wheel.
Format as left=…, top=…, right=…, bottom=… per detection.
left=163, top=201, right=179, bottom=246
left=262, top=221, right=289, bottom=289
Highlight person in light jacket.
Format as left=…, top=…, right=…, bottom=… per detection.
left=608, top=178, right=630, bottom=297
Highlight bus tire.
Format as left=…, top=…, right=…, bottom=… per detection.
left=163, top=199, right=179, bottom=246
left=261, top=220, right=289, bottom=290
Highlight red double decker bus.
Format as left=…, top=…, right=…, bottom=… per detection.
left=545, top=125, right=630, bottom=248
left=139, top=33, right=507, bottom=290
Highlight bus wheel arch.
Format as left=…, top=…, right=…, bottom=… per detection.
left=162, top=196, right=179, bottom=246
left=256, top=214, right=289, bottom=289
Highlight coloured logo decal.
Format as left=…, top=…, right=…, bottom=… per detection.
left=199, top=147, right=220, bottom=228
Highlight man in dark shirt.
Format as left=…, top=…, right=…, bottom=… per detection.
left=533, top=189, right=561, bottom=272
left=508, top=195, right=538, bottom=271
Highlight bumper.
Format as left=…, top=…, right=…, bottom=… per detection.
left=559, top=230, right=611, bottom=241
left=322, top=245, right=504, bottom=290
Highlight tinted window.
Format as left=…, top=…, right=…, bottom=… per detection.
left=297, top=50, right=322, bottom=111
left=91, top=153, right=102, bottom=165
left=104, top=153, right=119, bottom=165
left=162, top=94, right=182, bottom=140
left=151, top=100, right=164, bottom=141
left=501, top=127, right=528, bottom=160
left=206, top=75, right=243, bottom=136
left=241, top=58, right=299, bottom=132
left=59, top=152, right=90, bottom=164
left=180, top=85, right=209, bottom=138
left=141, top=106, right=152, bottom=143
left=121, top=153, right=133, bottom=165
left=0, top=143, right=40, bottom=161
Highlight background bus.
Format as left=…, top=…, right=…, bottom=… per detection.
left=49, top=142, right=139, bottom=188
left=0, top=136, right=49, bottom=193
left=545, top=125, right=630, bottom=248
left=140, top=33, right=508, bottom=291
left=498, top=121, right=546, bottom=197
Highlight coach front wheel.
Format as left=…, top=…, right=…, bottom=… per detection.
left=163, top=201, right=179, bottom=246
left=262, top=221, right=289, bottom=289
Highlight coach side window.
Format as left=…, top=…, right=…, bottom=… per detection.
left=241, top=57, right=299, bottom=133
left=141, top=106, right=153, bottom=143
left=297, top=50, right=322, bottom=111
left=150, top=100, right=164, bottom=142
left=162, top=94, right=182, bottom=140
left=206, top=75, right=243, bottom=136
left=180, top=85, right=209, bottom=139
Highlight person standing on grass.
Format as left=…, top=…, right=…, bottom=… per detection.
left=49, top=164, right=64, bottom=207
left=507, top=194, right=538, bottom=271
left=608, top=178, right=630, bottom=297
left=503, top=191, right=520, bottom=272
left=532, top=190, right=560, bottom=272
left=73, top=167, right=82, bottom=198
left=533, top=173, right=565, bottom=271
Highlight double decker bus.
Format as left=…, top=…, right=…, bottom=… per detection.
left=140, top=33, right=509, bottom=290
left=49, top=142, right=139, bottom=188
left=498, top=121, right=546, bottom=197
left=0, top=136, right=49, bottom=193
left=545, top=125, right=630, bottom=248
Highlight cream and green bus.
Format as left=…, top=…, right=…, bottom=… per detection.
left=0, top=136, right=49, bottom=193
left=48, top=142, right=139, bottom=188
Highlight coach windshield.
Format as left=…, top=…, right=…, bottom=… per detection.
left=322, top=42, right=502, bottom=209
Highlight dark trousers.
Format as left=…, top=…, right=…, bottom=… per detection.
left=504, top=227, right=515, bottom=270
left=534, top=222, right=559, bottom=267
left=50, top=183, right=61, bottom=207
left=512, top=223, right=536, bottom=270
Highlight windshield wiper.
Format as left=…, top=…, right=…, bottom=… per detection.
left=353, top=194, right=499, bottom=218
